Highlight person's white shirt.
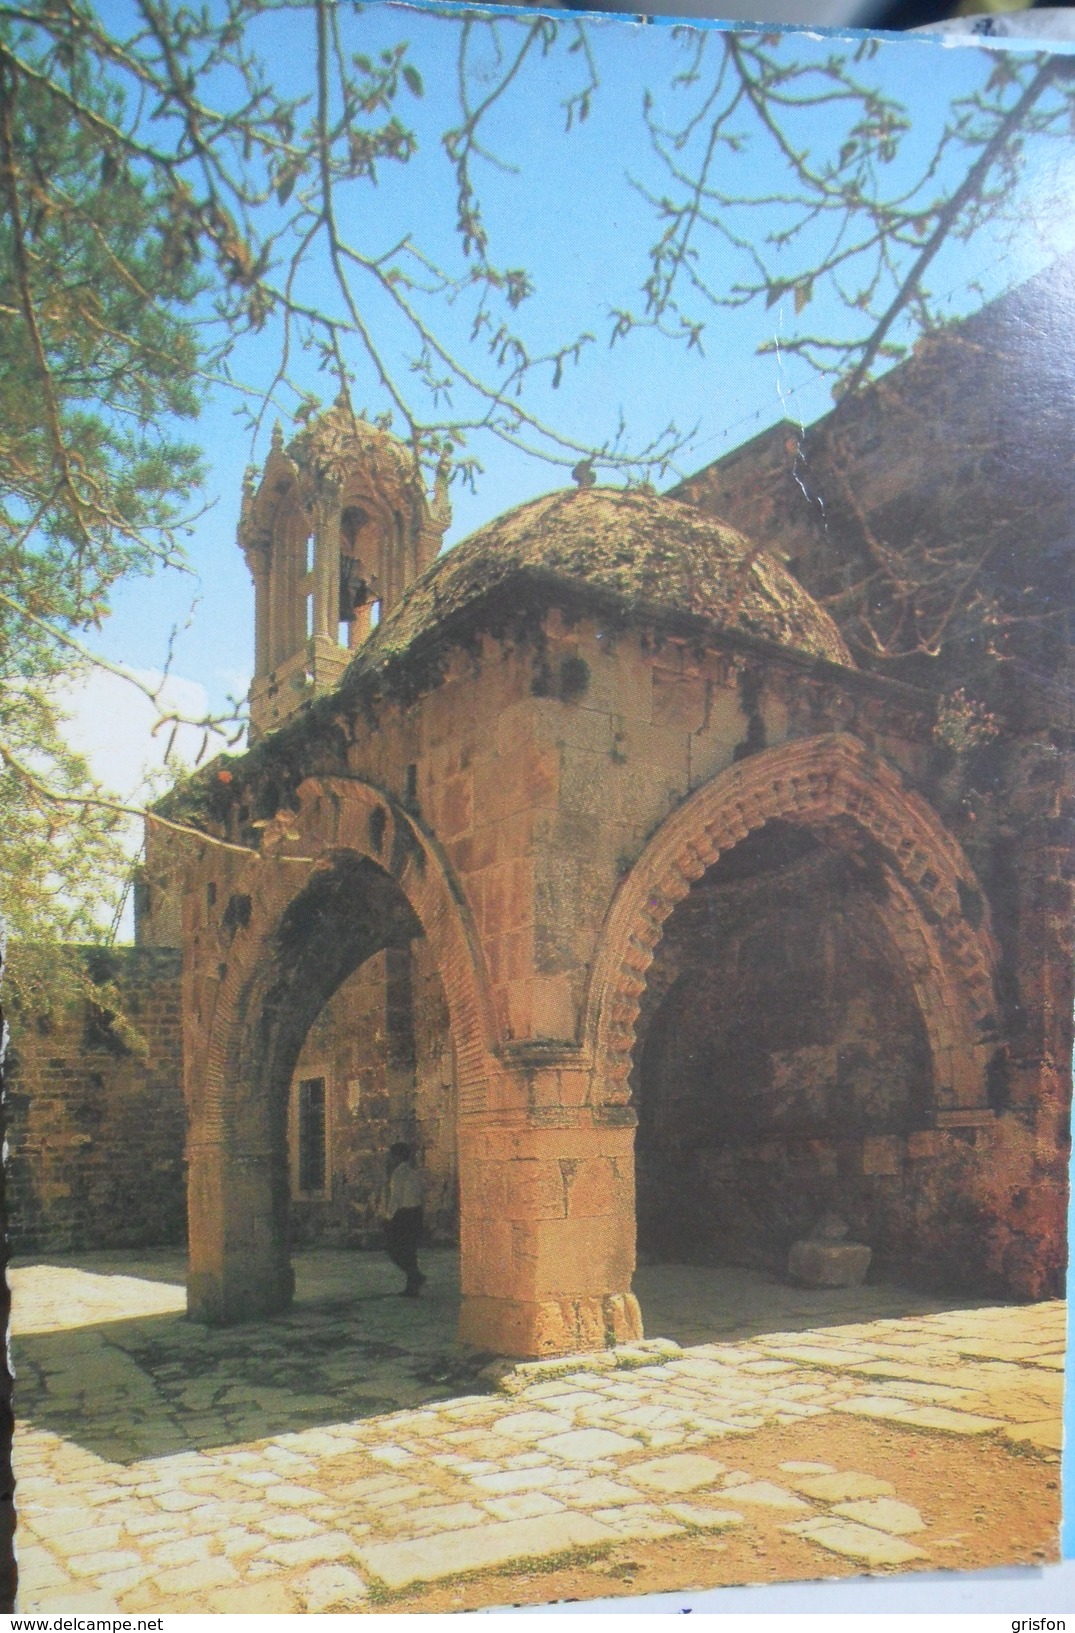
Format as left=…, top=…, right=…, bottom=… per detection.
left=387, top=1161, right=422, bottom=1215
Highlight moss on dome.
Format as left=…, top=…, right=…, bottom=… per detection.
left=354, top=485, right=852, bottom=673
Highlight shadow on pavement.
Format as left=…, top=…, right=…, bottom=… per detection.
left=12, top=1247, right=988, bottom=1466
left=12, top=1248, right=488, bottom=1465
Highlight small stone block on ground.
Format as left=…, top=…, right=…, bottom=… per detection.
left=787, top=1240, right=872, bottom=1288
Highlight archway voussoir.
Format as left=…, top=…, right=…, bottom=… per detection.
left=585, top=733, right=999, bottom=1114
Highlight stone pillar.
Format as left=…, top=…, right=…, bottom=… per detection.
left=457, top=1095, right=642, bottom=1358
left=186, top=1137, right=294, bottom=1325
left=250, top=547, right=270, bottom=681
left=311, top=496, right=338, bottom=642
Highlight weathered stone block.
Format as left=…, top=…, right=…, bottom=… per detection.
left=787, top=1238, right=872, bottom=1288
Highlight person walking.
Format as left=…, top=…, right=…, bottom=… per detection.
left=384, top=1141, right=426, bottom=1297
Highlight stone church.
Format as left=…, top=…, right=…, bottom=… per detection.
left=8, top=261, right=1073, bottom=1358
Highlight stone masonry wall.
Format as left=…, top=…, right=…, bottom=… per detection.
left=289, top=938, right=457, bottom=1247
left=4, top=948, right=186, bottom=1255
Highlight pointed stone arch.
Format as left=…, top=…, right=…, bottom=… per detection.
left=585, top=733, right=999, bottom=1115
left=184, top=775, right=499, bottom=1323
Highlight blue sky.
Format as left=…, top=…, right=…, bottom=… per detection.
left=85, top=6, right=1075, bottom=718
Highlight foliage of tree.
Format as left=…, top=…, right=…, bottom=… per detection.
left=0, top=25, right=209, bottom=1005
left=616, top=30, right=1075, bottom=667
left=1, top=2, right=1073, bottom=1002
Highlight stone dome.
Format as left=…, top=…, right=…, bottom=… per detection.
left=361, top=486, right=853, bottom=669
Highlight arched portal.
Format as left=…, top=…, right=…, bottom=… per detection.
left=584, top=734, right=1001, bottom=1288
left=184, top=777, right=497, bottom=1325
left=632, top=821, right=935, bottom=1269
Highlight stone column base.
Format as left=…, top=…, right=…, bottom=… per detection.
left=459, top=1292, right=643, bottom=1358
left=187, top=1258, right=295, bottom=1326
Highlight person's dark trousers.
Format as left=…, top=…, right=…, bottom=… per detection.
left=385, top=1206, right=424, bottom=1293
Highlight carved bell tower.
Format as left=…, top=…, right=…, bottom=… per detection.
left=238, top=406, right=451, bottom=738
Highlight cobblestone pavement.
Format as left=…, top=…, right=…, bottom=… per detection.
left=12, top=1250, right=1065, bottom=1612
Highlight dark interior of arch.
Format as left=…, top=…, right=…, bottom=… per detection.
left=633, top=818, right=933, bottom=1277
left=252, top=852, right=424, bottom=1117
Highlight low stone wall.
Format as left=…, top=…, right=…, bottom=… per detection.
left=4, top=947, right=186, bottom=1255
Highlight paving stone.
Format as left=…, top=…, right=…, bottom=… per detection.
left=23, top=1588, right=124, bottom=1613
left=718, top=1481, right=810, bottom=1511
left=471, top=1465, right=578, bottom=1495
left=354, top=1511, right=617, bottom=1590
left=559, top=1478, right=645, bottom=1509
left=833, top=1498, right=926, bottom=1535
left=790, top=1472, right=896, bottom=1502
left=761, top=1345, right=875, bottom=1367
left=503, top=1450, right=552, bottom=1470
left=539, top=1428, right=641, bottom=1461
left=369, top=1445, right=413, bottom=1465
left=600, top=1508, right=683, bottom=1541
left=297, top=1564, right=370, bottom=1612
left=492, top=1411, right=574, bottom=1440
left=482, top=1493, right=566, bottom=1522
left=408, top=1503, right=488, bottom=1533
left=664, top=1504, right=745, bottom=1530
left=623, top=1453, right=726, bottom=1494
left=149, top=1539, right=209, bottom=1566
left=13, top=1554, right=70, bottom=1591
left=834, top=1396, right=917, bottom=1422
left=50, top=1526, right=123, bottom=1557
left=222, top=1531, right=267, bottom=1558
left=27, top=1509, right=106, bottom=1540
left=646, top=1429, right=694, bottom=1449
left=894, top=1407, right=1005, bottom=1436
left=151, top=1556, right=240, bottom=1595
left=785, top=1517, right=928, bottom=1567
left=263, top=1482, right=325, bottom=1506
left=260, top=1512, right=323, bottom=1539
left=65, top=1550, right=143, bottom=1580
left=93, top=1565, right=153, bottom=1595
left=209, top=1581, right=299, bottom=1613
left=335, top=1474, right=411, bottom=1498
left=1003, top=1420, right=1063, bottom=1451
left=262, top=1531, right=357, bottom=1567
